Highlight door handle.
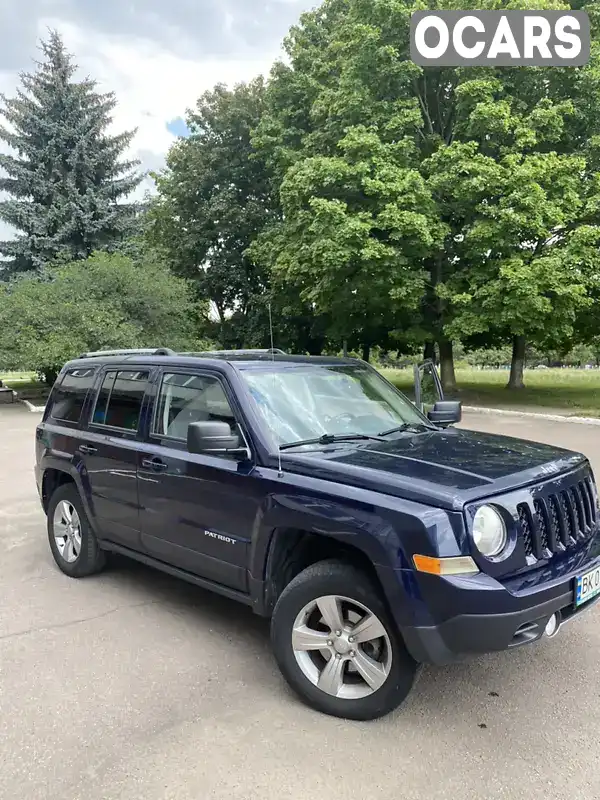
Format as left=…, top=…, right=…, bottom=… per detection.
left=79, top=445, right=97, bottom=455
left=141, top=457, right=168, bottom=472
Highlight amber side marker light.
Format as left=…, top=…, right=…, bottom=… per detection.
left=413, top=554, right=479, bottom=576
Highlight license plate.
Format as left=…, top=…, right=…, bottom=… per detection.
left=575, top=566, right=600, bottom=607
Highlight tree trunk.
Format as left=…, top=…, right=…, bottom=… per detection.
left=342, top=340, right=348, bottom=358
left=43, top=368, right=59, bottom=387
left=307, top=338, right=325, bottom=356
left=362, top=344, right=371, bottom=363
left=507, top=335, right=526, bottom=389
left=438, top=338, right=457, bottom=393
left=423, top=341, right=436, bottom=362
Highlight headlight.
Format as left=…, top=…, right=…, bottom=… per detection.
left=473, top=505, right=507, bottom=557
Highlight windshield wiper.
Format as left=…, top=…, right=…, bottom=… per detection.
left=280, top=433, right=386, bottom=451
left=378, top=422, right=433, bottom=437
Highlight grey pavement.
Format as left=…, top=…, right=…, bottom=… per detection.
left=1, top=403, right=599, bottom=800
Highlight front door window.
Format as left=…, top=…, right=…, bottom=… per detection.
left=153, top=372, right=242, bottom=456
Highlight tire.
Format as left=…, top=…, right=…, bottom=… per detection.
left=270, top=560, right=419, bottom=720
left=47, top=483, right=106, bottom=578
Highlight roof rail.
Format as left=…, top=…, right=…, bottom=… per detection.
left=78, top=348, right=176, bottom=359
left=191, top=348, right=287, bottom=357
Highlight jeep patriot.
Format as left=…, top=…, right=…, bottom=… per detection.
left=35, top=349, right=600, bottom=719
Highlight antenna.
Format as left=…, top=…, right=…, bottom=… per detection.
left=268, top=302, right=284, bottom=478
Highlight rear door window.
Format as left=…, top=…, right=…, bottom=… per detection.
left=91, top=370, right=150, bottom=432
left=48, top=368, right=96, bottom=423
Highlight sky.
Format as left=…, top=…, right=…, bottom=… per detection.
left=0, top=0, right=319, bottom=240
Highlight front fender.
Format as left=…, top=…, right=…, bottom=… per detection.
left=247, top=479, right=462, bottom=627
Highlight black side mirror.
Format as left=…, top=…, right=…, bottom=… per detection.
left=427, top=400, right=462, bottom=427
left=187, top=421, right=243, bottom=454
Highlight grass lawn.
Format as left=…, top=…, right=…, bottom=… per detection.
left=2, top=367, right=600, bottom=417
left=383, top=367, right=600, bottom=418
left=0, top=372, right=49, bottom=404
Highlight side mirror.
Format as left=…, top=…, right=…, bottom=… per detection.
left=187, top=420, right=242, bottom=454
left=427, top=400, right=462, bottom=427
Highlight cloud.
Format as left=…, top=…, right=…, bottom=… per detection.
left=44, top=21, right=279, bottom=159
left=0, top=0, right=319, bottom=239
left=0, top=0, right=317, bottom=71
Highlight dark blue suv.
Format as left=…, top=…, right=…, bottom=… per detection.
left=35, top=349, right=600, bottom=720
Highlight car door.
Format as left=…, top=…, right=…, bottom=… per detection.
left=77, top=367, right=152, bottom=549
left=137, top=368, right=263, bottom=592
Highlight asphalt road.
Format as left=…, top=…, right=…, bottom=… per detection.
left=1, top=404, right=599, bottom=800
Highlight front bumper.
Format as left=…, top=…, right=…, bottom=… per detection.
left=399, top=543, right=600, bottom=665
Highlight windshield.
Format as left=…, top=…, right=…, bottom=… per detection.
left=240, top=364, right=431, bottom=448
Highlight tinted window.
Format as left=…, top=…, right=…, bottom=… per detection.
left=154, top=373, right=238, bottom=441
left=49, top=369, right=96, bottom=423
left=92, top=372, right=116, bottom=425
left=92, top=370, right=149, bottom=431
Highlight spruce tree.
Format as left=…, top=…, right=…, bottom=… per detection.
left=0, top=31, right=142, bottom=274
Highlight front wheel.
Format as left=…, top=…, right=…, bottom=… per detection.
left=270, top=560, right=419, bottom=720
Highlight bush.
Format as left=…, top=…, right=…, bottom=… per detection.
left=0, top=252, right=206, bottom=383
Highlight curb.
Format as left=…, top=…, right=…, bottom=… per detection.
left=21, top=399, right=45, bottom=413
left=463, top=405, right=600, bottom=426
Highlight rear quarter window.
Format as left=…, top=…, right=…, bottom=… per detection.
left=47, top=368, right=96, bottom=424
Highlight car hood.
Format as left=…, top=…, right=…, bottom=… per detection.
left=280, top=427, right=586, bottom=510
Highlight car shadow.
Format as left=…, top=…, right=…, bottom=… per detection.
left=104, top=552, right=270, bottom=639
left=96, top=553, right=592, bottom=724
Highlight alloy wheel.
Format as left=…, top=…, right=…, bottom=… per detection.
left=291, top=594, right=392, bottom=699
left=52, top=500, right=82, bottom=564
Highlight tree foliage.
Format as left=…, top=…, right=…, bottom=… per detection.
left=0, top=252, right=206, bottom=382
left=148, top=78, right=275, bottom=347
left=0, top=31, right=142, bottom=274
left=250, top=0, right=600, bottom=388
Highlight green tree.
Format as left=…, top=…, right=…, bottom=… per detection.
left=250, top=125, right=442, bottom=361
left=251, top=2, right=444, bottom=368
left=148, top=78, right=274, bottom=348
left=0, top=252, right=206, bottom=383
left=253, top=0, right=600, bottom=389
left=0, top=31, right=141, bottom=274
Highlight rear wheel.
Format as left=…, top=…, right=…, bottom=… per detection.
left=270, top=560, right=419, bottom=720
left=47, top=484, right=106, bottom=578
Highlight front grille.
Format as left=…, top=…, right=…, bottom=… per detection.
left=518, top=474, right=598, bottom=561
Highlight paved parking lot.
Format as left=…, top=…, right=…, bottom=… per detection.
left=1, top=403, right=599, bottom=800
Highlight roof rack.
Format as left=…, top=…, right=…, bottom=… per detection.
left=191, top=348, right=287, bottom=357
left=78, top=348, right=176, bottom=359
